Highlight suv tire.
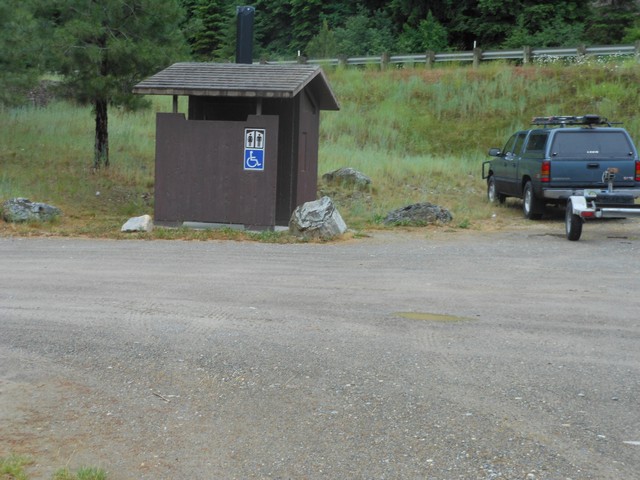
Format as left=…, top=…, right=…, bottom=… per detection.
left=523, top=181, right=543, bottom=220
left=487, top=176, right=506, bottom=204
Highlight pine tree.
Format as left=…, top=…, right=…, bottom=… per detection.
left=0, top=0, right=42, bottom=106
left=290, top=0, right=324, bottom=54
left=306, top=20, right=338, bottom=59
left=189, top=0, right=234, bottom=60
left=40, top=0, right=187, bottom=168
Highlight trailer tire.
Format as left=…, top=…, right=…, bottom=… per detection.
left=565, top=200, right=583, bottom=241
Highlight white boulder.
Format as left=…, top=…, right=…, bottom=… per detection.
left=289, top=196, right=347, bottom=240
left=121, top=214, right=153, bottom=233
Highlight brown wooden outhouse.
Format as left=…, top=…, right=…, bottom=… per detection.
left=132, top=63, right=339, bottom=229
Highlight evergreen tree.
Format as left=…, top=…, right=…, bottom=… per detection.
left=0, top=0, right=43, bottom=106
left=473, top=0, right=591, bottom=48
left=213, top=4, right=240, bottom=61
left=253, top=0, right=293, bottom=57
left=622, top=18, right=640, bottom=43
left=40, top=0, right=188, bottom=169
left=253, top=0, right=361, bottom=59
left=306, top=20, right=339, bottom=59
left=290, top=0, right=325, bottom=53
left=333, top=8, right=395, bottom=56
left=385, top=0, right=431, bottom=27
left=504, top=13, right=585, bottom=48
left=183, top=0, right=235, bottom=60
left=443, top=0, right=482, bottom=50
left=319, top=1, right=360, bottom=32
left=586, top=0, right=640, bottom=44
left=396, top=10, right=448, bottom=53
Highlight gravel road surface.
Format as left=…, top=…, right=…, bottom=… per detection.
left=1, top=220, right=639, bottom=479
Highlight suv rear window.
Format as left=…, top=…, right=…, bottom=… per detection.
left=550, top=131, right=633, bottom=158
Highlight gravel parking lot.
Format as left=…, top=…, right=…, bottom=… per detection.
left=1, top=219, right=639, bottom=479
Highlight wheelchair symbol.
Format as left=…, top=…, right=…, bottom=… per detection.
left=244, top=149, right=264, bottom=170
left=246, top=151, right=259, bottom=168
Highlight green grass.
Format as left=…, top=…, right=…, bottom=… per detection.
left=1, top=58, right=639, bottom=238
left=0, top=455, right=107, bottom=480
left=1, top=455, right=31, bottom=480
left=53, top=466, right=107, bottom=480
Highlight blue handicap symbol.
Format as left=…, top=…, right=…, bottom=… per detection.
left=244, top=149, right=264, bottom=170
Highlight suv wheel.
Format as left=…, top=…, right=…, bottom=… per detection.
left=523, top=181, right=543, bottom=220
left=487, top=176, right=505, bottom=204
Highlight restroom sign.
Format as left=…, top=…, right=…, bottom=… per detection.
left=244, top=129, right=266, bottom=171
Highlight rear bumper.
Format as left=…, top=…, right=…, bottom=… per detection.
left=568, top=195, right=640, bottom=218
left=544, top=188, right=640, bottom=200
left=598, top=207, right=640, bottom=218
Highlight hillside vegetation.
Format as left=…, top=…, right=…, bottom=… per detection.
left=1, top=60, right=639, bottom=238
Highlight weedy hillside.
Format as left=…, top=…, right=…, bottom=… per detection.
left=1, top=59, right=639, bottom=238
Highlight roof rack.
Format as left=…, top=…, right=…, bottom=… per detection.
left=531, top=115, right=620, bottom=128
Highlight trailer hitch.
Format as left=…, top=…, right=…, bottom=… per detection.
left=602, top=167, right=618, bottom=193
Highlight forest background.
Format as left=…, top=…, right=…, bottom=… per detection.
left=183, top=0, right=640, bottom=61
left=3, top=0, right=640, bottom=112
left=4, top=1, right=640, bottom=101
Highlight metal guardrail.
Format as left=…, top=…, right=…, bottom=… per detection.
left=265, top=43, right=640, bottom=67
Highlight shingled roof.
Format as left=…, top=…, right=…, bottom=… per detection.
left=133, top=62, right=339, bottom=111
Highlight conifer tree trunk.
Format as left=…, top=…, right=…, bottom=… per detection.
left=94, top=34, right=109, bottom=169
left=94, top=98, right=109, bottom=169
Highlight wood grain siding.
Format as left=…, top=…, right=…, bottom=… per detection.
left=296, top=89, right=320, bottom=210
left=155, top=113, right=279, bottom=228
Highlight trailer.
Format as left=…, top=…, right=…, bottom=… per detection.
left=565, top=168, right=640, bottom=240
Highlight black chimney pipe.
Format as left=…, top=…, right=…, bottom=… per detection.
left=236, top=6, right=255, bottom=64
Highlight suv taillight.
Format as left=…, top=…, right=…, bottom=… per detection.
left=541, top=161, right=550, bottom=183
left=636, top=160, right=640, bottom=182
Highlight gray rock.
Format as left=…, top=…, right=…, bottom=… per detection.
left=121, top=214, right=153, bottom=233
left=322, top=167, right=371, bottom=190
left=384, top=202, right=453, bottom=226
left=2, top=198, right=62, bottom=223
left=289, top=196, right=347, bottom=240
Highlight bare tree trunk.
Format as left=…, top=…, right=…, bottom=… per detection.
left=94, top=98, right=109, bottom=169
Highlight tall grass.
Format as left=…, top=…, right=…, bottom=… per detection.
left=1, top=59, right=639, bottom=236
left=320, top=59, right=640, bottom=228
left=0, top=97, right=171, bottom=226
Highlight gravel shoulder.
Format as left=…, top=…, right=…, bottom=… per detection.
left=1, top=218, right=640, bottom=479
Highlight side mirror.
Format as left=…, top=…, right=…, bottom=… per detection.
left=488, top=148, right=502, bottom=157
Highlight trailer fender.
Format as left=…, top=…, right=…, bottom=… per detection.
left=568, top=195, right=588, bottom=215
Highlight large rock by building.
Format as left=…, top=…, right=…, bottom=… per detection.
left=289, top=196, right=347, bottom=240
left=322, top=167, right=372, bottom=190
left=2, top=198, right=62, bottom=223
left=121, top=214, right=153, bottom=233
left=384, top=202, right=452, bottom=226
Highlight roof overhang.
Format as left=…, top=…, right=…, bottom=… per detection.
left=133, top=63, right=339, bottom=111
